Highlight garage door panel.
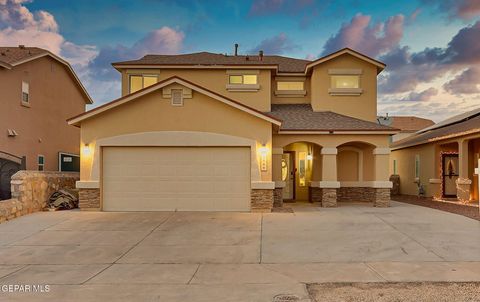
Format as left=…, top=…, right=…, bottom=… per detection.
left=102, top=147, right=250, bottom=211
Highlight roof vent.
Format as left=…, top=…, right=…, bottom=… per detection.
left=18, top=45, right=25, bottom=49
left=245, top=56, right=249, bottom=61
left=1, top=52, right=5, bottom=56
left=7, top=129, right=18, bottom=137
left=259, top=50, right=264, bottom=61
left=234, top=43, right=239, bottom=56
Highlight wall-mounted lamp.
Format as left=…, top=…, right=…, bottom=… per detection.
left=259, top=143, right=268, bottom=172
left=306, top=153, right=313, bottom=161
left=83, top=143, right=91, bottom=156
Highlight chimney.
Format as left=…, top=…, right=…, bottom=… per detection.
left=259, top=50, right=264, bottom=61
left=234, top=43, right=239, bottom=56
left=18, top=45, right=25, bottom=49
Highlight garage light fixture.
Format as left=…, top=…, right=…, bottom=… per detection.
left=259, top=144, right=268, bottom=172
left=83, top=143, right=91, bottom=156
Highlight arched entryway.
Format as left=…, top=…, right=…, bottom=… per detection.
left=273, top=141, right=322, bottom=202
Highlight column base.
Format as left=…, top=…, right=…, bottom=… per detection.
left=251, top=189, right=274, bottom=212
left=309, top=187, right=323, bottom=203
left=273, top=188, right=283, bottom=208
left=79, top=188, right=100, bottom=210
left=374, top=188, right=390, bottom=207
left=456, top=178, right=472, bottom=202
left=321, top=188, right=337, bottom=207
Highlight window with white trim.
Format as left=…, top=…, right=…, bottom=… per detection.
left=277, top=81, right=304, bottom=91
left=393, top=159, right=398, bottom=175
left=331, top=75, right=359, bottom=89
left=38, top=155, right=45, bottom=171
left=328, top=69, right=363, bottom=96
left=228, top=74, right=258, bottom=85
left=226, top=70, right=260, bottom=91
left=22, top=81, right=29, bottom=105
left=129, top=75, right=158, bottom=93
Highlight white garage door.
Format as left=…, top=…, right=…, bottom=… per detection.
left=102, top=147, right=251, bottom=211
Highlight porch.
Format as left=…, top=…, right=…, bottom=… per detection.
left=272, top=135, right=392, bottom=208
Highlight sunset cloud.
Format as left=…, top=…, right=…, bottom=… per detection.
left=249, top=33, right=298, bottom=54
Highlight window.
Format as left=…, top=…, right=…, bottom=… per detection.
left=129, top=75, right=158, bottom=93
left=331, top=75, right=359, bottom=89
left=171, top=89, right=183, bottom=106
left=228, top=74, right=257, bottom=85
left=393, top=159, right=397, bottom=175
left=277, top=81, right=304, bottom=91
left=38, top=155, right=45, bottom=171
left=298, top=152, right=306, bottom=187
left=22, top=81, right=29, bottom=105
left=414, top=155, right=420, bottom=179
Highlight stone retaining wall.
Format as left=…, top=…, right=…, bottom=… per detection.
left=338, top=187, right=375, bottom=202
left=0, top=171, right=79, bottom=223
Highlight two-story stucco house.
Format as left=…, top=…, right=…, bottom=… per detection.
left=68, top=47, right=397, bottom=212
left=0, top=46, right=92, bottom=200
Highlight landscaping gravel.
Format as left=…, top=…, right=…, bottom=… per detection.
left=307, top=282, right=480, bottom=302
left=393, top=195, right=480, bottom=221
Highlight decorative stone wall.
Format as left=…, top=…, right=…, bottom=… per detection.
left=309, top=187, right=322, bottom=203
left=273, top=188, right=283, bottom=208
left=251, top=189, right=274, bottom=212
left=78, top=188, right=101, bottom=210
left=373, top=188, right=391, bottom=207
left=390, top=175, right=400, bottom=195
left=321, top=188, right=337, bottom=207
left=0, top=171, right=79, bottom=223
left=337, top=187, right=375, bottom=202
left=456, top=178, right=472, bottom=203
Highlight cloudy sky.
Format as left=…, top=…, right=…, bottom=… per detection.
left=1, top=0, right=479, bottom=121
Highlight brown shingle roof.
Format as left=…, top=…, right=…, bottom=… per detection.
left=391, top=114, right=480, bottom=149
left=0, top=47, right=48, bottom=65
left=112, top=52, right=310, bottom=73
left=378, top=116, right=435, bottom=132
left=269, top=104, right=397, bottom=132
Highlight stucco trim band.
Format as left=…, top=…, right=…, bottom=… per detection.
left=251, top=181, right=275, bottom=190
left=76, top=181, right=100, bottom=189
left=429, top=178, right=442, bottom=184
left=272, top=148, right=284, bottom=155
left=319, top=181, right=341, bottom=188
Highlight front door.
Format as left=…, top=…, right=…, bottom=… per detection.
left=442, top=154, right=459, bottom=198
left=282, top=152, right=295, bottom=200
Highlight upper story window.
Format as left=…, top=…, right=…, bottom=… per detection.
left=21, top=81, right=30, bottom=107
left=328, top=69, right=363, bottom=96
left=38, top=155, right=45, bottom=171
left=226, top=70, right=260, bottom=91
left=275, top=77, right=306, bottom=97
left=129, top=74, right=158, bottom=93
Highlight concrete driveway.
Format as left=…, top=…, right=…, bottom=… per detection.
left=1, top=201, right=480, bottom=301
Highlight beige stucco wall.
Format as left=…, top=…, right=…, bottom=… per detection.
left=121, top=68, right=272, bottom=112
left=391, top=144, right=437, bottom=196
left=0, top=56, right=87, bottom=170
left=338, top=150, right=359, bottom=181
left=79, top=86, right=273, bottom=182
left=310, top=54, right=378, bottom=122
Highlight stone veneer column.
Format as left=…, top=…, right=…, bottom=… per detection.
left=77, top=181, right=100, bottom=210
left=457, top=139, right=472, bottom=202
left=320, top=147, right=339, bottom=207
left=373, top=148, right=393, bottom=207
left=273, top=181, right=285, bottom=208
left=251, top=181, right=275, bottom=212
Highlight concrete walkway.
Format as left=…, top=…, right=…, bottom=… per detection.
left=0, top=201, right=480, bottom=301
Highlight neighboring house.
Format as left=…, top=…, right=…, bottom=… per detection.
left=390, top=108, right=480, bottom=203
left=378, top=115, right=435, bottom=142
left=0, top=46, right=92, bottom=200
left=68, top=47, right=398, bottom=212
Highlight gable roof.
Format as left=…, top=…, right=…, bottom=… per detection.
left=268, top=104, right=398, bottom=133
left=67, top=76, right=282, bottom=127
left=305, top=48, right=386, bottom=74
left=112, top=48, right=385, bottom=75
left=377, top=116, right=435, bottom=133
left=391, top=109, right=480, bottom=150
left=0, top=46, right=93, bottom=104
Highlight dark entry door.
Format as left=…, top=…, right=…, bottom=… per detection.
left=0, top=159, right=20, bottom=200
left=442, top=154, right=459, bottom=198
